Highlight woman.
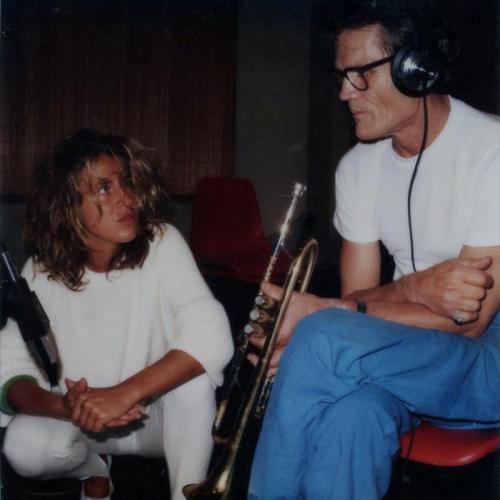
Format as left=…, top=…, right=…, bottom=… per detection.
left=0, top=129, right=233, bottom=499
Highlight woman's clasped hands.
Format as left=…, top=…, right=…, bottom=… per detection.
left=63, top=377, right=145, bottom=433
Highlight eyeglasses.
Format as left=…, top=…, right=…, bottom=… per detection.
left=333, top=55, right=394, bottom=91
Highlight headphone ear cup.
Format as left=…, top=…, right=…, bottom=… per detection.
left=391, top=45, right=440, bottom=97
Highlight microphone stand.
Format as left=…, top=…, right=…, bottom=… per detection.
left=0, top=240, right=60, bottom=392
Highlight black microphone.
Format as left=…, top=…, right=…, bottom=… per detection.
left=0, top=240, right=60, bottom=389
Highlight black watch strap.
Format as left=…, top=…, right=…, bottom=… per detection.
left=356, top=300, right=367, bottom=313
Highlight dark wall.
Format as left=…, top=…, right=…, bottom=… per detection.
left=444, top=0, right=499, bottom=114
left=234, top=0, right=312, bottom=237
left=0, top=0, right=236, bottom=196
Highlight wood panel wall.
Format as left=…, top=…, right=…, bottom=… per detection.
left=0, top=0, right=236, bottom=196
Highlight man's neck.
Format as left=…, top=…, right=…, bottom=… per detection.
left=392, top=94, right=451, bottom=158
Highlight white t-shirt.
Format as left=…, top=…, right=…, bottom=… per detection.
left=334, top=97, right=500, bottom=279
left=0, top=224, right=233, bottom=424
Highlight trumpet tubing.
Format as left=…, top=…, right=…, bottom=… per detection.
left=183, top=183, right=317, bottom=500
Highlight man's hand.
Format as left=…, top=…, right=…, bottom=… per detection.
left=248, top=282, right=355, bottom=375
left=406, top=256, right=493, bottom=322
left=64, top=378, right=145, bottom=433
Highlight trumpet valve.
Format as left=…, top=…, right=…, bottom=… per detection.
left=249, top=307, right=273, bottom=323
left=254, top=292, right=276, bottom=310
left=243, top=322, right=266, bottom=338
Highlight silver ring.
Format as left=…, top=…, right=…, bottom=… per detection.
left=452, top=310, right=467, bottom=325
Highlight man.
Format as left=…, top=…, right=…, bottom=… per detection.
left=247, top=2, right=500, bottom=499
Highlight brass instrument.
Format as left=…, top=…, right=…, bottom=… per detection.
left=183, top=183, right=318, bottom=499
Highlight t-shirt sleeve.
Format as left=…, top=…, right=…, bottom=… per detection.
left=464, top=144, right=500, bottom=247
left=333, top=149, right=379, bottom=243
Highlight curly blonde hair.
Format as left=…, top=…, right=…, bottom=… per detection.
left=24, top=128, right=170, bottom=290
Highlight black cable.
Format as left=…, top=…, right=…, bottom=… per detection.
left=407, top=95, right=429, bottom=273
left=401, top=95, right=429, bottom=496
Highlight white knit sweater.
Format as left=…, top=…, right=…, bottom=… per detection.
left=0, top=224, right=233, bottom=425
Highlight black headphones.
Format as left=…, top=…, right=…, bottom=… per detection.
left=388, top=0, right=446, bottom=98
left=391, top=45, right=441, bottom=97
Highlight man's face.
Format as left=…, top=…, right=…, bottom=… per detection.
left=335, top=24, right=420, bottom=143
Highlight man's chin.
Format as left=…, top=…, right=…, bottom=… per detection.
left=355, top=125, right=388, bottom=144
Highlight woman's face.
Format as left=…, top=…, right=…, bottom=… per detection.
left=77, top=154, right=139, bottom=263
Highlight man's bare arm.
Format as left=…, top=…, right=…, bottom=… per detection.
left=340, top=240, right=381, bottom=296
left=341, top=241, right=499, bottom=337
left=250, top=243, right=499, bottom=372
left=342, top=240, right=494, bottom=322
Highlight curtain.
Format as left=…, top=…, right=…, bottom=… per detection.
left=0, top=0, right=236, bottom=196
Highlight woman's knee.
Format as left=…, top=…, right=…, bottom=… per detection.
left=3, top=415, right=79, bottom=478
left=4, top=416, right=49, bottom=477
left=161, top=373, right=216, bottom=416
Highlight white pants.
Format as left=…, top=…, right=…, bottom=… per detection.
left=3, top=374, right=216, bottom=500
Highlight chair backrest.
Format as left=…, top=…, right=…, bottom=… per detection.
left=190, top=177, right=271, bottom=260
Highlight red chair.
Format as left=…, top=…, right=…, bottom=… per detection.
left=190, top=177, right=291, bottom=284
left=400, top=422, right=500, bottom=467
left=397, top=422, right=500, bottom=498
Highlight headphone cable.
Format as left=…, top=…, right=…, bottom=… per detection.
left=407, top=94, right=429, bottom=273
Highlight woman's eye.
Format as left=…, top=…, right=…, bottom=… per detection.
left=97, top=184, right=110, bottom=195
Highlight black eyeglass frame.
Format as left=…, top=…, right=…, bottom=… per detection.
left=334, top=55, right=394, bottom=91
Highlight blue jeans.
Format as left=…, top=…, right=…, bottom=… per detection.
left=248, top=309, right=500, bottom=500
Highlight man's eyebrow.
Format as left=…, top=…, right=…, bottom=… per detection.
left=333, top=61, right=364, bottom=73
left=338, top=62, right=366, bottom=72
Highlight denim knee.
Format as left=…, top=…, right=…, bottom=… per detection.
left=302, top=387, right=405, bottom=500
left=281, top=308, right=352, bottom=368
left=325, top=386, right=405, bottom=456
left=286, top=309, right=340, bottom=354
left=289, top=307, right=360, bottom=348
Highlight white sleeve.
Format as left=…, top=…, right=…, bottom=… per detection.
left=464, top=144, right=500, bottom=247
left=0, top=316, right=49, bottom=425
left=156, top=225, right=233, bottom=386
left=333, top=149, right=379, bottom=243
left=0, top=260, right=50, bottom=397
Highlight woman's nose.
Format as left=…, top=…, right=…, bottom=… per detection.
left=117, top=185, right=136, bottom=208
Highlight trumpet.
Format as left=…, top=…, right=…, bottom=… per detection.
left=183, top=183, right=318, bottom=499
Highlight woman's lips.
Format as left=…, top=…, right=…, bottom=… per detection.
left=118, top=212, right=137, bottom=224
